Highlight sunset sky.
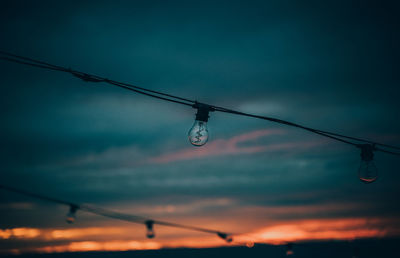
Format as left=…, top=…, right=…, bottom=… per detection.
left=1, top=0, right=400, bottom=255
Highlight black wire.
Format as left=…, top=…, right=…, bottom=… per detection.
left=0, top=184, right=74, bottom=206
left=0, top=57, right=66, bottom=72
left=0, top=51, right=70, bottom=72
left=214, top=107, right=359, bottom=146
left=106, top=79, right=195, bottom=104
left=375, top=147, right=400, bottom=156
left=0, top=56, right=194, bottom=107
left=106, top=80, right=194, bottom=107
left=0, top=51, right=195, bottom=104
left=213, top=107, right=400, bottom=156
left=313, top=130, right=400, bottom=151
left=1, top=51, right=400, bottom=155
left=0, top=184, right=231, bottom=238
left=211, top=104, right=400, bottom=150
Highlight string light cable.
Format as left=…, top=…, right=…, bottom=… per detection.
left=0, top=184, right=234, bottom=242
left=0, top=182, right=287, bottom=248
left=0, top=182, right=297, bottom=252
left=0, top=51, right=399, bottom=183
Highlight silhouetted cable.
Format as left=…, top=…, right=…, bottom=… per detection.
left=0, top=51, right=69, bottom=72
left=106, top=80, right=193, bottom=107
left=1, top=51, right=400, bottom=156
left=0, top=184, right=232, bottom=241
left=313, top=130, right=400, bottom=151
left=0, top=184, right=74, bottom=206
left=214, top=107, right=359, bottom=146
left=375, top=147, right=400, bottom=156
left=0, top=57, right=66, bottom=72
left=0, top=51, right=195, bottom=105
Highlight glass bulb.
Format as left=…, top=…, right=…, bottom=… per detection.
left=66, top=205, right=78, bottom=224
left=225, top=235, right=233, bottom=243
left=66, top=210, right=76, bottom=224
left=188, top=120, right=209, bottom=146
left=246, top=241, right=254, bottom=248
left=358, top=160, right=378, bottom=183
left=145, top=220, right=155, bottom=239
left=286, top=243, right=294, bottom=256
left=146, top=228, right=155, bottom=239
left=217, top=232, right=233, bottom=243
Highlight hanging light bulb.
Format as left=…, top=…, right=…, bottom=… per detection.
left=145, top=220, right=155, bottom=238
left=188, top=102, right=214, bottom=146
left=358, top=144, right=378, bottom=183
left=217, top=232, right=233, bottom=243
left=286, top=243, right=294, bottom=256
left=66, top=204, right=79, bottom=224
left=246, top=241, right=255, bottom=248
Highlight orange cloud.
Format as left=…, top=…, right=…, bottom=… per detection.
left=34, top=240, right=162, bottom=253
left=234, top=218, right=391, bottom=245
left=0, top=228, right=40, bottom=239
left=1, top=216, right=398, bottom=255
left=50, top=227, right=124, bottom=239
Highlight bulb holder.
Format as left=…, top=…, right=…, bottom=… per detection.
left=359, top=144, right=375, bottom=162
left=145, top=220, right=154, bottom=229
left=69, top=204, right=79, bottom=214
left=192, top=102, right=214, bottom=122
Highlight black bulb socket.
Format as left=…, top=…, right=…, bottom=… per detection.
left=145, top=220, right=154, bottom=230
left=69, top=204, right=79, bottom=214
left=359, top=144, right=375, bottom=162
left=193, top=102, right=214, bottom=122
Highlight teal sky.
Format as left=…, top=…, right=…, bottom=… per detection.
left=0, top=0, right=399, bottom=254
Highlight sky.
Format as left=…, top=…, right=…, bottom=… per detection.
left=0, top=0, right=400, bottom=255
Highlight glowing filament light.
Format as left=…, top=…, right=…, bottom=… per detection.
left=188, top=102, right=213, bottom=146
left=358, top=144, right=378, bottom=183
left=145, top=220, right=155, bottom=239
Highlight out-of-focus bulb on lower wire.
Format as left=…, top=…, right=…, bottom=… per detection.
left=66, top=205, right=79, bottom=224
left=145, top=220, right=155, bottom=239
left=286, top=243, right=294, bottom=256
left=188, top=102, right=214, bottom=147
left=358, top=144, right=378, bottom=184
left=217, top=232, right=233, bottom=243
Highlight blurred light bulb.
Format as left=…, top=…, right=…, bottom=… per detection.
left=145, top=220, right=155, bottom=239
left=246, top=241, right=255, bottom=248
left=359, top=160, right=378, bottom=183
left=66, top=205, right=78, bottom=224
left=217, top=232, right=233, bottom=243
left=188, top=102, right=213, bottom=147
left=286, top=243, right=294, bottom=256
left=358, top=144, right=378, bottom=183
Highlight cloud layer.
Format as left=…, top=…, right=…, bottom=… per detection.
left=1, top=0, right=400, bottom=255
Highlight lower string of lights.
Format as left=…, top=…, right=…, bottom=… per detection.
left=0, top=51, right=399, bottom=184
left=3, top=183, right=301, bottom=253
left=0, top=184, right=233, bottom=243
